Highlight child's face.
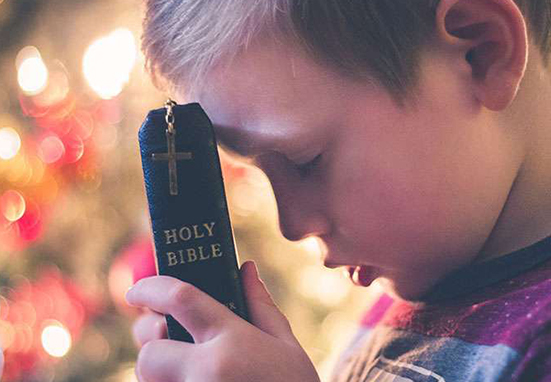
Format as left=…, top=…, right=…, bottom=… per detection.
left=180, top=37, right=519, bottom=299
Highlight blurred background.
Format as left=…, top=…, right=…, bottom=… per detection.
left=0, top=0, right=378, bottom=381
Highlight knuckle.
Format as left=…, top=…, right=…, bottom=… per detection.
left=153, top=317, right=168, bottom=339
left=132, top=314, right=166, bottom=347
left=132, top=319, right=146, bottom=347
left=136, top=341, right=157, bottom=379
left=168, top=282, right=197, bottom=307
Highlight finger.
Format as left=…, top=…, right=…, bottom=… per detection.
left=132, top=312, right=167, bottom=347
left=136, top=339, right=192, bottom=382
left=0, top=344, right=3, bottom=380
left=126, top=276, right=233, bottom=343
left=240, top=261, right=298, bottom=344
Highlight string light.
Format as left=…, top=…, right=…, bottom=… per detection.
left=63, top=134, right=84, bottom=163
left=121, top=366, right=138, bottom=382
left=41, top=320, right=72, bottom=358
left=32, top=62, right=71, bottom=108
left=0, top=320, right=15, bottom=351
left=38, top=135, right=65, bottom=164
left=82, top=28, right=137, bottom=99
left=2, top=7, right=362, bottom=382
left=0, top=190, right=26, bottom=222
left=0, top=127, right=21, bottom=160
left=17, top=199, right=43, bottom=242
left=16, top=47, right=48, bottom=95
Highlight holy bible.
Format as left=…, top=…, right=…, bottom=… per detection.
left=138, top=100, right=249, bottom=343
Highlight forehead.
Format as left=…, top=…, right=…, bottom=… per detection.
left=193, top=38, right=354, bottom=115
left=180, top=38, right=374, bottom=154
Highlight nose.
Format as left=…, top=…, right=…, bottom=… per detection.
left=257, top=153, right=331, bottom=242
left=277, top=193, right=330, bottom=241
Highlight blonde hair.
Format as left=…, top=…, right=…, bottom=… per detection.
left=141, top=0, right=290, bottom=94
left=142, top=0, right=551, bottom=99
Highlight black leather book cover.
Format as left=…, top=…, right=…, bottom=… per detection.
left=138, top=102, right=249, bottom=342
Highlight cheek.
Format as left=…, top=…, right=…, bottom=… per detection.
left=326, top=116, right=517, bottom=271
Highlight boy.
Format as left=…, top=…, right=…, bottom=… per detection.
left=126, top=0, right=551, bottom=380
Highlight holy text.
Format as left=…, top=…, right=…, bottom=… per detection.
left=162, top=221, right=223, bottom=267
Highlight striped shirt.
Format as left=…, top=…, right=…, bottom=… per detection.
left=332, top=236, right=551, bottom=382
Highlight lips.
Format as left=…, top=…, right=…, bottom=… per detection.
left=320, top=238, right=378, bottom=287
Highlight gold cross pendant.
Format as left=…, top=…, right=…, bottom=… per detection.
left=152, top=129, right=192, bottom=196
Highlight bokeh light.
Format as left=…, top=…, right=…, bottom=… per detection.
left=27, top=155, right=46, bottom=185
left=32, top=67, right=70, bottom=108
left=121, top=366, right=138, bottom=382
left=16, top=46, right=49, bottom=95
left=63, top=134, right=84, bottom=163
left=16, top=199, right=43, bottom=243
left=72, top=110, right=94, bottom=140
left=299, top=266, right=352, bottom=307
left=0, top=190, right=26, bottom=222
left=1, top=2, right=375, bottom=380
left=0, top=320, right=15, bottom=350
left=81, top=329, right=110, bottom=364
left=5, top=154, right=27, bottom=184
left=300, top=236, right=326, bottom=260
left=12, top=323, right=33, bottom=353
left=82, top=28, right=137, bottom=99
left=108, top=257, right=134, bottom=311
left=41, top=321, right=72, bottom=358
left=38, top=135, right=65, bottom=164
left=0, top=127, right=21, bottom=160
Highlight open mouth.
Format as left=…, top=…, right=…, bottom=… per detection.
left=347, top=265, right=378, bottom=287
left=321, top=244, right=379, bottom=287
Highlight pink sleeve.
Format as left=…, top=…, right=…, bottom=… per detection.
left=512, top=329, right=551, bottom=382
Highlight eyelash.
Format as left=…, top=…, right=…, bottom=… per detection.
left=295, top=154, right=322, bottom=177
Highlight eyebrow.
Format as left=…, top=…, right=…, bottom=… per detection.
left=215, top=137, right=253, bottom=163
left=212, top=123, right=292, bottom=159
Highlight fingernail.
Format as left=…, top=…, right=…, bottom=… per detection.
left=125, top=286, right=136, bottom=303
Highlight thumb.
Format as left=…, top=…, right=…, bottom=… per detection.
left=241, top=261, right=298, bottom=344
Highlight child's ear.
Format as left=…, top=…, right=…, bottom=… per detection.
left=435, top=0, right=528, bottom=110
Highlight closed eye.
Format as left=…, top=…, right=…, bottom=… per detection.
left=217, top=141, right=255, bottom=165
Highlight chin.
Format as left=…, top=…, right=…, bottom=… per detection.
left=377, top=277, right=437, bottom=302
left=323, top=254, right=439, bottom=301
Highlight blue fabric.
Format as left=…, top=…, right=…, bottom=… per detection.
left=335, top=327, right=519, bottom=382
left=420, top=235, right=551, bottom=303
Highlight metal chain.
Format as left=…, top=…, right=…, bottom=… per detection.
left=165, top=99, right=177, bottom=134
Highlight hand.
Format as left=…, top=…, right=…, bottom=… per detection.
left=0, top=345, right=3, bottom=380
left=126, top=261, right=320, bottom=382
